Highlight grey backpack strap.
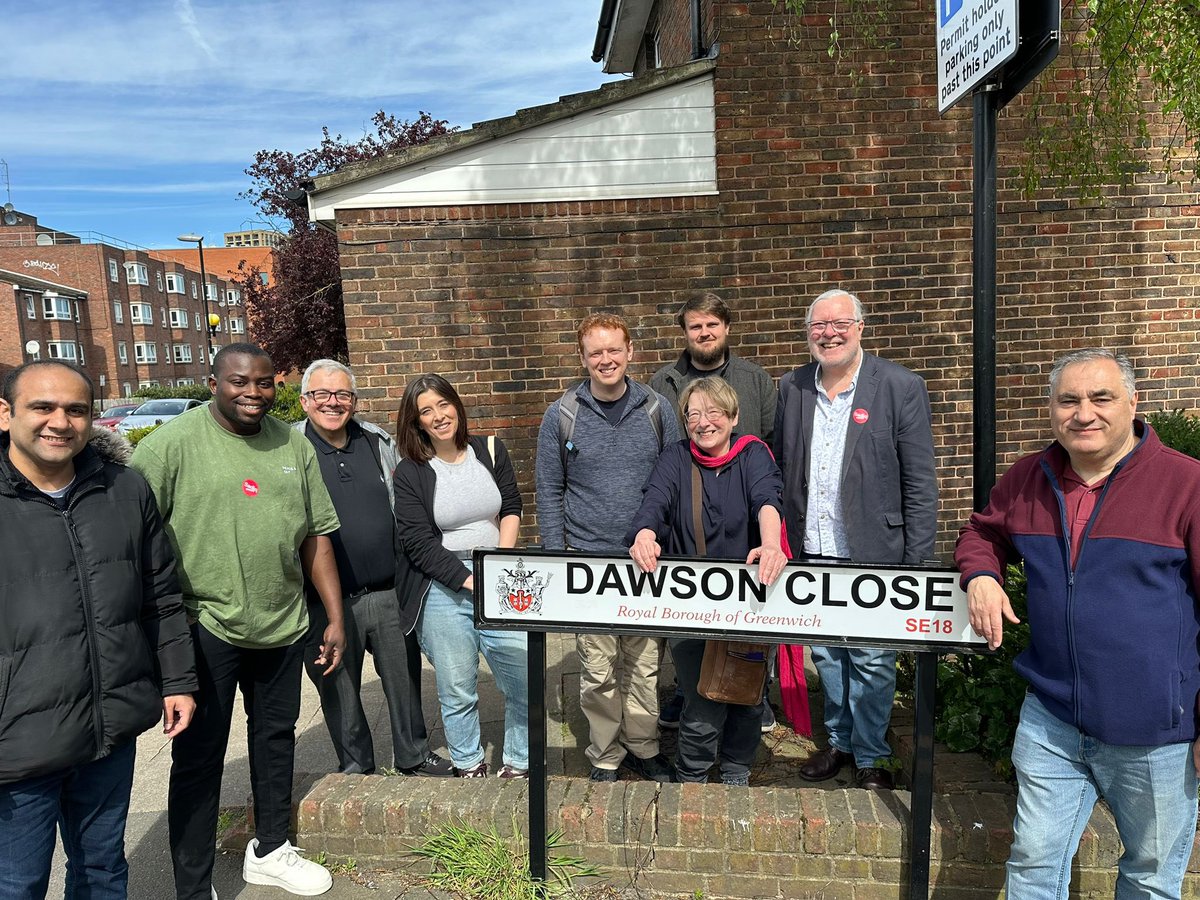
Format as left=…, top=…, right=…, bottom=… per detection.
left=557, top=384, right=581, bottom=475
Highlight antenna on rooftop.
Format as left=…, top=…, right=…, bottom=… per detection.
left=0, top=159, right=11, bottom=205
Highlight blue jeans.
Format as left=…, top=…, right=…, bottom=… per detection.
left=1008, top=693, right=1198, bottom=899
left=417, top=581, right=529, bottom=770
left=810, top=646, right=895, bottom=768
left=0, top=740, right=136, bottom=899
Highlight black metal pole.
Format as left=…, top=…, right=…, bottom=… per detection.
left=973, top=85, right=1000, bottom=511
left=909, top=652, right=938, bottom=898
left=528, top=630, right=547, bottom=888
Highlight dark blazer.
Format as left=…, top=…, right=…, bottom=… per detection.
left=392, top=434, right=522, bottom=635
left=773, top=352, right=937, bottom=565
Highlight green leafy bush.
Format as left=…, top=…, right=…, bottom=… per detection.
left=1146, top=410, right=1200, bottom=459
left=269, top=382, right=304, bottom=423
left=124, top=425, right=160, bottom=446
left=133, top=384, right=212, bottom=402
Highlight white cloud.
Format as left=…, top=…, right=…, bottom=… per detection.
left=0, top=0, right=621, bottom=244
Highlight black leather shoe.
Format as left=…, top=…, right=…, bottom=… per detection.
left=621, top=752, right=676, bottom=783
left=799, top=746, right=853, bottom=782
left=589, top=766, right=619, bottom=782
left=855, top=767, right=895, bottom=790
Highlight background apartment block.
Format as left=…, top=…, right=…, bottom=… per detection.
left=0, top=211, right=248, bottom=402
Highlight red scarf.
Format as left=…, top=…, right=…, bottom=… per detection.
left=689, top=434, right=811, bottom=736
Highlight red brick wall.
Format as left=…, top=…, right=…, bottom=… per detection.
left=335, top=0, right=1200, bottom=555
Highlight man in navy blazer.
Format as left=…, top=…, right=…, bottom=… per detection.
left=773, top=289, right=938, bottom=789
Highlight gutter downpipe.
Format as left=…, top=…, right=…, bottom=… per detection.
left=592, top=0, right=617, bottom=62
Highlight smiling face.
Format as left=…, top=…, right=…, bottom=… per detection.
left=208, top=352, right=276, bottom=435
left=300, top=367, right=356, bottom=443
left=579, top=326, right=632, bottom=400
left=682, top=310, right=730, bottom=369
left=1050, top=358, right=1138, bottom=473
left=806, top=292, right=864, bottom=374
left=416, top=389, right=460, bottom=452
left=685, top=389, right=738, bottom=458
left=0, top=364, right=92, bottom=488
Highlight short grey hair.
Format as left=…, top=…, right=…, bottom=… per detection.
left=301, top=359, right=356, bottom=394
left=1048, top=348, right=1136, bottom=398
left=805, top=288, right=865, bottom=325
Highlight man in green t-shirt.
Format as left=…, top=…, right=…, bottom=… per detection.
left=132, top=343, right=345, bottom=900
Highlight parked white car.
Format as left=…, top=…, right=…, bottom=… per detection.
left=117, top=398, right=205, bottom=434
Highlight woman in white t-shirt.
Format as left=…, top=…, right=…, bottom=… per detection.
left=392, top=374, right=528, bottom=778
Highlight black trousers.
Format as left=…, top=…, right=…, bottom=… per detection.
left=168, top=623, right=304, bottom=900
left=303, top=590, right=429, bottom=773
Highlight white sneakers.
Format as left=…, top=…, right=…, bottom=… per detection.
left=242, top=839, right=333, bottom=896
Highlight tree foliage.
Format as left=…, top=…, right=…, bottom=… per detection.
left=234, top=111, right=455, bottom=373
left=771, top=0, right=1200, bottom=199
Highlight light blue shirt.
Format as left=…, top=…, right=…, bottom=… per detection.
left=803, top=356, right=862, bottom=558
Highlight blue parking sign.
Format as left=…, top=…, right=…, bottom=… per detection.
left=939, top=0, right=963, bottom=26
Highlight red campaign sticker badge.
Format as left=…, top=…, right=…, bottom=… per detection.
left=242, top=479, right=259, bottom=497
left=852, top=408, right=869, bottom=425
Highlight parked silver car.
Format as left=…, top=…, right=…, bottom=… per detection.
left=116, top=398, right=204, bottom=434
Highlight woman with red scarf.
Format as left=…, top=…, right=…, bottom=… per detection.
left=625, top=376, right=795, bottom=785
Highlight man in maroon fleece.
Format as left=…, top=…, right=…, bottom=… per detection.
left=956, top=347, right=1200, bottom=900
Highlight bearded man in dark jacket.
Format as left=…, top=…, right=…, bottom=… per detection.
left=0, top=361, right=196, bottom=899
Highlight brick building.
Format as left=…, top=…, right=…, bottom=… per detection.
left=0, top=211, right=243, bottom=401
left=303, top=0, right=1200, bottom=553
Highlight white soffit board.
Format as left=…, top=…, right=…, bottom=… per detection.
left=309, top=74, right=716, bottom=220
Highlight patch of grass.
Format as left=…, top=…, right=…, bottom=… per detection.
left=409, top=820, right=603, bottom=899
left=311, top=851, right=358, bottom=877
left=215, top=808, right=245, bottom=839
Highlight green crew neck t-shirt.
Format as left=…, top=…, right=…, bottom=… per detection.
left=131, top=403, right=340, bottom=649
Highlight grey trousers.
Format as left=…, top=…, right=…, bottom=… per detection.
left=670, top=638, right=761, bottom=783
left=304, top=589, right=429, bottom=773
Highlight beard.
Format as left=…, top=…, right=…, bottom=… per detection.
left=689, top=338, right=728, bottom=369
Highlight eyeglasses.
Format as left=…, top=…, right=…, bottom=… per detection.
left=685, top=408, right=728, bottom=425
left=303, top=389, right=356, bottom=404
left=807, top=319, right=861, bottom=335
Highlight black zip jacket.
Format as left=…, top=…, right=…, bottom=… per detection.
left=0, top=429, right=196, bottom=784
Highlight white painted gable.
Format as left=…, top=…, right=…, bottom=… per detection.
left=308, top=72, right=715, bottom=223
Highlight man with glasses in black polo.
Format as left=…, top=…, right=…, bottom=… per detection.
left=773, top=289, right=937, bottom=790
left=296, top=360, right=452, bottom=778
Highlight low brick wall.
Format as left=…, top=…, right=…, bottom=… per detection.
left=292, top=773, right=1200, bottom=899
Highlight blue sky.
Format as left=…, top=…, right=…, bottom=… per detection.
left=2, top=0, right=619, bottom=249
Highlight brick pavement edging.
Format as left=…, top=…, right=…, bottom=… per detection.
left=291, top=773, right=1200, bottom=899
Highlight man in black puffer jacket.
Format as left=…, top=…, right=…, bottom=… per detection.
left=0, top=361, right=197, bottom=899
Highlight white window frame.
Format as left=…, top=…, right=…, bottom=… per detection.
left=25, top=294, right=35, bottom=319
left=229, top=317, right=245, bottom=334
left=130, top=303, right=152, bottom=325
left=46, top=341, right=78, bottom=361
left=124, top=262, right=149, bottom=285
left=226, top=289, right=241, bottom=306
left=166, top=272, right=185, bottom=294
left=204, top=283, right=217, bottom=302
left=155, top=271, right=164, bottom=292
left=113, top=301, right=123, bottom=324
left=42, top=294, right=71, bottom=320
left=173, top=344, right=193, bottom=363
left=133, top=342, right=157, bottom=364
left=108, top=259, right=119, bottom=282
left=176, top=377, right=195, bottom=386
left=169, top=308, right=188, bottom=328
left=118, top=342, right=128, bottom=364
left=191, top=281, right=197, bottom=299
left=194, top=312, right=201, bottom=331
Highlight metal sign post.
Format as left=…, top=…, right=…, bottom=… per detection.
left=475, top=550, right=987, bottom=892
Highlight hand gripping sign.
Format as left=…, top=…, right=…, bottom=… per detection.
left=476, top=549, right=986, bottom=652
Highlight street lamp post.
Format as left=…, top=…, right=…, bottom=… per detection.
left=177, top=233, right=214, bottom=374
